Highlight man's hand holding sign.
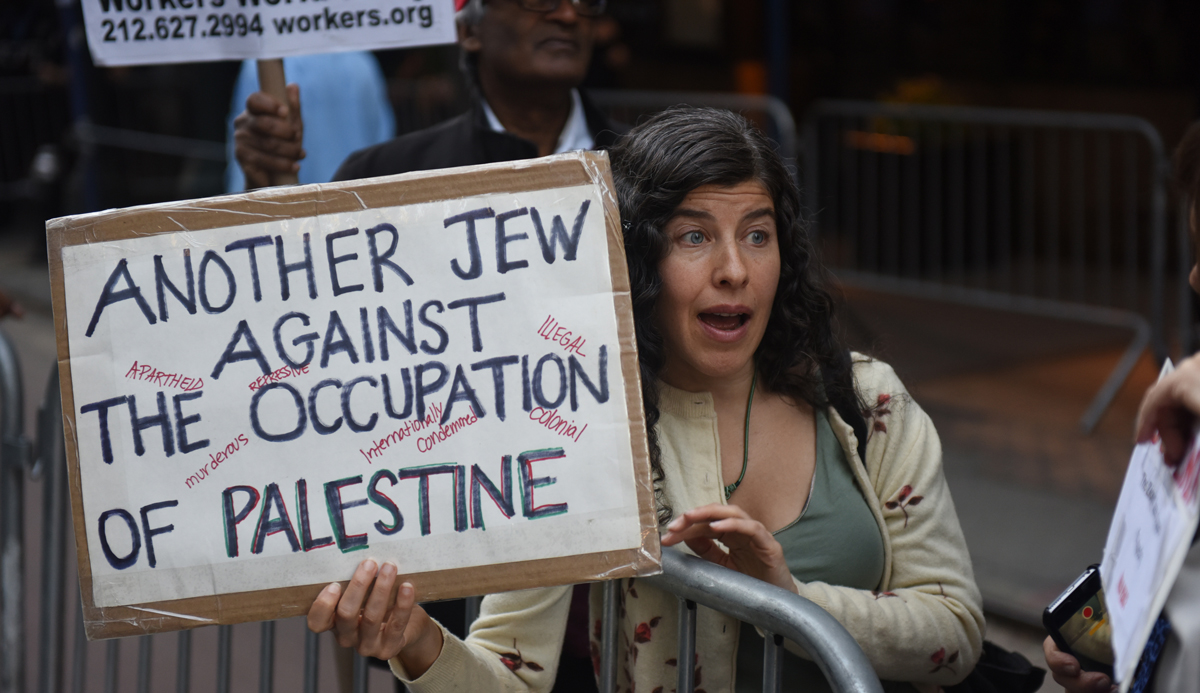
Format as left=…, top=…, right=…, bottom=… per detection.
left=49, top=152, right=660, bottom=639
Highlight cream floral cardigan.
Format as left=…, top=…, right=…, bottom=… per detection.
left=392, top=357, right=985, bottom=693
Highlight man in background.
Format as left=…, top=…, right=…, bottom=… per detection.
left=231, top=0, right=621, bottom=188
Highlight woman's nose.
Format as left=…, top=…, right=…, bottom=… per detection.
left=713, top=240, right=749, bottom=287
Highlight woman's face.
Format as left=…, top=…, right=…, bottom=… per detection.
left=654, top=181, right=781, bottom=389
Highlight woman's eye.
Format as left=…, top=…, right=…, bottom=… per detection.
left=748, top=230, right=766, bottom=244
left=684, top=231, right=705, bottom=245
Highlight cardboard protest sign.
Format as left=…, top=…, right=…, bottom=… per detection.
left=81, top=0, right=456, bottom=67
left=47, top=152, right=661, bottom=639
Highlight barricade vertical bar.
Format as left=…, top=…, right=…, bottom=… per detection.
left=176, top=630, right=191, bottom=693
left=844, top=117, right=860, bottom=268
left=971, top=124, right=988, bottom=289
left=1097, top=134, right=1112, bottom=306
left=465, top=595, right=482, bottom=630
left=1071, top=131, right=1086, bottom=302
left=861, top=130, right=878, bottom=271
left=1178, top=199, right=1194, bottom=358
left=823, top=121, right=841, bottom=264
left=903, top=125, right=921, bottom=278
left=303, top=629, right=319, bottom=693
left=675, top=599, right=696, bottom=693
left=1045, top=129, right=1061, bottom=299
left=1150, top=149, right=1167, bottom=361
left=36, top=370, right=66, bottom=693
left=259, top=621, right=274, bottom=693
left=136, top=636, right=151, bottom=693
left=0, top=328, right=25, bottom=693
left=1124, top=134, right=1139, bottom=310
left=996, top=126, right=1012, bottom=292
left=352, top=653, right=367, bottom=693
left=1021, top=129, right=1036, bottom=294
left=103, top=640, right=118, bottom=693
left=949, top=123, right=966, bottom=284
left=216, top=625, right=232, bottom=693
left=883, top=131, right=900, bottom=275
left=926, top=123, right=943, bottom=280
left=598, top=580, right=619, bottom=693
left=803, top=113, right=819, bottom=228
left=71, top=608, right=86, bottom=693
left=761, top=632, right=782, bottom=693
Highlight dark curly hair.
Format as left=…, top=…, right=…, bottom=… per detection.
left=609, top=106, right=863, bottom=525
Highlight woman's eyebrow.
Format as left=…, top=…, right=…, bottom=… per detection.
left=742, top=207, right=775, bottom=221
left=669, top=207, right=776, bottom=222
left=670, top=208, right=714, bottom=221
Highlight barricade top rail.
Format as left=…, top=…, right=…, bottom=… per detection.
left=806, top=100, right=1166, bottom=156
left=646, top=549, right=884, bottom=693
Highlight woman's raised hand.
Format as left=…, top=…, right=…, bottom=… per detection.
left=307, top=559, right=443, bottom=675
left=661, top=503, right=797, bottom=593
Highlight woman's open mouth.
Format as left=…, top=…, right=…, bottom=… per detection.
left=698, top=312, right=749, bottom=331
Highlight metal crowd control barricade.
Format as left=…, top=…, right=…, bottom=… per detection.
left=595, top=549, right=884, bottom=693
left=802, top=100, right=1172, bottom=432
left=588, top=89, right=798, bottom=162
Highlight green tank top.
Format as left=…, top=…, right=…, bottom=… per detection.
left=735, top=408, right=889, bottom=693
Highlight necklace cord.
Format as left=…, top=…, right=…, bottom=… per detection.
left=724, top=370, right=757, bottom=501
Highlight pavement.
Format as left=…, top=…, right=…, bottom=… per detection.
left=3, top=233, right=1157, bottom=691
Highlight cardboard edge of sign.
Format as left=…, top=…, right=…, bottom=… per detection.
left=45, top=151, right=663, bottom=640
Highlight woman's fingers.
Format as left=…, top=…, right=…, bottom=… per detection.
left=333, top=559, right=379, bottom=647
left=1135, top=356, right=1200, bottom=464
left=373, top=582, right=417, bottom=658
left=662, top=503, right=749, bottom=544
left=1042, top=637, right=1114, bottom=693
left=360, top=561, right=396, bottom=635
left=307, top=582, right=341, bottom=634
left=306, top=559, right=422, bottom=661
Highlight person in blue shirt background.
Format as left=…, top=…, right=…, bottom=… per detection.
left=224, top=51, right=394, bottom=192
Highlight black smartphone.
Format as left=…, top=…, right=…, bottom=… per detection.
left=1043, top=564, right=1114, bottom=678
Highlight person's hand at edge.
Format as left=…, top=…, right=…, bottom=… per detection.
left=661, top=503, right=797, bottom=593
left=0, top=291, right=24, bottom=320
left=308, top=559, right=444, bottom=677
left=1135, top=353, right=1200, bottom=466
left=233, top=83, right=306, bottom=190
left=1043, top=636, right=1116, bottom=693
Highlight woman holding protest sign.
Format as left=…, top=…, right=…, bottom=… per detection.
left=307, top=106, right=985, bottom=692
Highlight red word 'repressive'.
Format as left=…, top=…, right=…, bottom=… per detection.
left=529, top=406, right=587, bottom=442
left=125, top=360, right=204, bottom=391
left=248, top=365, right=310, bottom=392
left=359, top=403, right=445, bottom=464
left=536, top=315, right=588, bottom=356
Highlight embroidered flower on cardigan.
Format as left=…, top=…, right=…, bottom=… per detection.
left=498, top=639, right=543, bottom=672
left=885, top=484, right=924, bottom=528
left=929, top=647, right=959, bottom=674
left=634, top=622, right=653, bottom=643
left=863, top=393, right=894, bottom=440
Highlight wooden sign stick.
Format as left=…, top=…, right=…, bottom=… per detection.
left=256, top=58, right=300, bottom=186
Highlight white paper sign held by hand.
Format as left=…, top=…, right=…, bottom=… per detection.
left=1101, top=361, right=1200, bottom=690
left=81, top=0, right=456, bottom=67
